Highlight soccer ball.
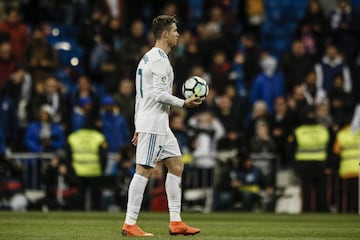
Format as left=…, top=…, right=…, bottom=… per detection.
left=182, top=76, right=209, bottom=100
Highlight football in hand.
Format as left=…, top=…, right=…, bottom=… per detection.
left=182, top=76, right=209, bottom=101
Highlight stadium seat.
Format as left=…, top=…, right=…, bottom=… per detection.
left=49, top=23, right=79, bottom=38
left=266, top=8, right=284, bottom=22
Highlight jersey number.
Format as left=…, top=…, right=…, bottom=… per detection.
left=138, top=68, right=143, bottom=98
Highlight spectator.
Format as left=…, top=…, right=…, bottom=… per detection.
left=31, top=156, right=81, bottom=211
left=281, top=40, right=315, bottom=95
left=99, top=47, right=125, bottom=95
left=24, top=105, right=65, bottom=153
left=214, top=94, right=243, bottom=151
left=70, top=75, right=100, bottom=123
left=77, top=7, right=107, bottom=73
left=250, top=55, right=284, bottom=113
left=196, top=10, right=230, bottom=70
left=333, top=117, right=360, bottom=213
left=99, top=95, right=130, bottom=153
left=88, top=37, right=111, bottom=84
left=112, top=78, right=135, bottom=132
left=329, top=0, right=360, bottom=63
left=328, top=74, right=356, bottom=128
left=289, top=110, right=331, bottom=212
left=208, top=50, right=231, bottom=95
left=0, top=38, right=16, bottom=90
left=71, top=96, right=94, bottom=132
left=101, top=17, right=124, bottom=52
left=187, top=110, right=225, bottom=213
left=100, top=17, right=126, bottom=93
left=111, top=145, right=135, bottom=211
left=0, top=6, right=30, bottom=61
left=230, top=155, right=265, bottom=211
left=303, top=69, right=328, bottom=108
left=67, top=122, right=107, bottom=210
left=288, top=84, right=313, bottom=125
left=270, top=96, right=296, bottom=168
left=240, top=32, right=262, bottom=93
left=119, top=19, right=148, bottom=77
left=0, top=86, right=18, bottom=149
left=315, top=102, right=334, bottom=128
left=5, top=66, right=34, bottom=145
left=249, top=119, right=278, bottom=211
left=246, top=100, right=272, bottom=139
left=30, top=76, right=68, bottom=127
left=295, top=0, right=330, bottom=57
left=314, top=44, right=352, bottom=94
left=23, top=25, right=60, bottom=88
left=238, top=0, right=265, bottom=41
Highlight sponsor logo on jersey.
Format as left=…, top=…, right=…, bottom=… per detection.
left=161, top=76, right=168, bottom=85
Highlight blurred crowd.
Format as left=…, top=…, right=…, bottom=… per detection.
left=0, top=0, right=360, bottom=213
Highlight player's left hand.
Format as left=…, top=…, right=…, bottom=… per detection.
left=184, top=97, right=202, bottom=108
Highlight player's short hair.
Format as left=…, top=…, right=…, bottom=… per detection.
left=151, top=15, right=177, bottom=39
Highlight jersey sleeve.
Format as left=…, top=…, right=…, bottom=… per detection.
left=150, top=58, right=184, bottom=107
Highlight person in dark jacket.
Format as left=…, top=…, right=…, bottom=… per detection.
left=99, top=95, right=130, bottom=153
left=314, top=44, right=352, bottom=94
left=328, top=74, right=356, bottom=128
left=24, top=104, right=65, bottom=153
left=295, top=0, right=330, bottom=57
left=30, top=76, right=68, bottom=128
left=0, top=86, right=18, bottom=149
left=230, top=155, right=265, bottom=211
left=329, top=0, right=360, bottom=63
left=240, top=32, right=262, bottom=93
left=281, top=40, right=315, bottom=95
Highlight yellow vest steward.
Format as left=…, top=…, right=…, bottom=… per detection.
left=336, top=127, right=360, bottom=178
left=295, top=125, right=329, bottom=161
left=68, top=129, right=105, bottom=177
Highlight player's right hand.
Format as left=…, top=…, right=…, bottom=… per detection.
left=131, top=132, right=139, bottom=146
left=184, top=97, right=202, bottom=108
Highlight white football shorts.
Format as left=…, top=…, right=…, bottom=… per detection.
left=136, top=129, right=181, bottom=168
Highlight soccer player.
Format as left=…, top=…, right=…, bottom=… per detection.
left=121, top=15, right=202, bottom=237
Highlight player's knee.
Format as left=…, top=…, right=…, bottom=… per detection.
left=170, top=161, right=184, bottom=176
left=136, top=164, right=153, bottom=179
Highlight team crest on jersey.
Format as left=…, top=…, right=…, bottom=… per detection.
left=161, top=76, right=168, bottom=85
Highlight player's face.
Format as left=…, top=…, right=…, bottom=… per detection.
left=167, top=23, right=180, bottom=48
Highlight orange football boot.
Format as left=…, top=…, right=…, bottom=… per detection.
left=169, top=221, right=200, bottom=236
left=122, top=224, right=154, bottom=237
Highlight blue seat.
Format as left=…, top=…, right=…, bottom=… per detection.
left=286, top=7, right=306, bottom=21
left=47, top=36, right=79, bottom=51
left=266, top=7, right=284, bottom=22
left=351, top=0, right=360, bottom=11
left=56, top=46, right=84, bottom=73
left=49, top=24, right=79, bottom=38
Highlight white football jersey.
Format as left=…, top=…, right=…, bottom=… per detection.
left=134, top=47, right=184, bottom=134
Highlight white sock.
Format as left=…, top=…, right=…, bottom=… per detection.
left=166, top=173, right=182, bottom=222
left=125, top=173, right=148, bottom=225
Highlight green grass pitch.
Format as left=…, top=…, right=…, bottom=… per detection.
left=0, top=211, right=359, bottom=239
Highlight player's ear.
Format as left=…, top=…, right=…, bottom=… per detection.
left=162, top=30, right=168, bottom=38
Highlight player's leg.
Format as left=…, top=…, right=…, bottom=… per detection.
left=163, top=156, right=184, bottom=221
left=161, top=130, right=200, bottom=236
left=124, top=164, right=152, bottom=225
left=122, top=133, right=158, bottom=237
